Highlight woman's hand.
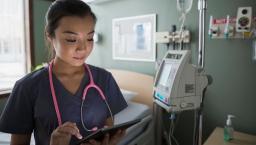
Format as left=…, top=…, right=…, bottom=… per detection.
left=107, top=129, right=126, bottom=145
left=50, top=122, right=83, bottom=145
left=81, top=129, right=126, bottom=145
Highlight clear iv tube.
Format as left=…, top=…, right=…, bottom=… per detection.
left=177, top=0, right=193, bottom=14
left=176, top=0, right=194, bottom=49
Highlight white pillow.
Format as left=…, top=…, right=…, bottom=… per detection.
left=120, top=89, right=138, bottom=102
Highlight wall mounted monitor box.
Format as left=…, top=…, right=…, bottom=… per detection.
left=236, top=7, right=252, bottom=32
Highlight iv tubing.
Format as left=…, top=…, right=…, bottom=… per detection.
left=176, top=0, right=193, bottom=49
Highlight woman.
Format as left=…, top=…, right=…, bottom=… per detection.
left=0, top=0, right=127, bottom=145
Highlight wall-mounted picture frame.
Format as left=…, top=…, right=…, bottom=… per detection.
left=112, top=14, right=156, bottom=62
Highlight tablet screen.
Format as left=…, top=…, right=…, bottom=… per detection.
left=77, top=118, right=141, bottom=144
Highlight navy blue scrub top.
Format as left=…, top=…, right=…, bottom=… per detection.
left=0, top=64, right=128, bottom=145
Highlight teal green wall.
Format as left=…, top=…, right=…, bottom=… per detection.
left=31, top=0, right=256, bottom=144
left=202, top=0, right=256, bottom=140
left=33, top=0, right=50, bottom=65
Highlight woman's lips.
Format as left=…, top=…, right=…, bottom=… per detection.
left=73, top=56, right=84, bottom=60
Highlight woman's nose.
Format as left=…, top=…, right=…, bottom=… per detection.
left=77, top=39, right=87, bottom=51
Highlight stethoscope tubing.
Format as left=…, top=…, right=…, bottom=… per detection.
left=48, top=60, right=114, bottom=131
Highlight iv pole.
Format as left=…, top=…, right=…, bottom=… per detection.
left=197, top=0, right=207, bottom=145
left=198, top=0, right=206, bottom=70
left=154, top=0, right=208, bottom=145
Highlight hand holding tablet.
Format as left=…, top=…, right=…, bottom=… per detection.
left=76, top=118, right=141, bottom=144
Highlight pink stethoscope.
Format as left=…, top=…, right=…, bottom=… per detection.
left=48, top=61, right=114, bottom=131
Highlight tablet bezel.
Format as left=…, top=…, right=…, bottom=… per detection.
left=77, top=118, right=141, bottom=144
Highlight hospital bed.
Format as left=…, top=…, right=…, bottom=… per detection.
left=0, top=69, right=154, bottom=145
left=108, top=69, right=154, bottom=145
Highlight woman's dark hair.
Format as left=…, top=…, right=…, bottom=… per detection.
left=45, top=0, right=97, bottom=60
left=45, top=0, right=97, bottom=37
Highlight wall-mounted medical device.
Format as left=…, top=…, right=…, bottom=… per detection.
left=155, top=30, right=190, bottom=44
left=208, top=7, right=255, bottom=39
left=236, top=7, right=252, bottom=32
left=153, top=50, right=208, bottom=112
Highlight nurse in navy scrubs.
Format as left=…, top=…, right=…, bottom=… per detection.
left=0, top=0, right=128, bottom=145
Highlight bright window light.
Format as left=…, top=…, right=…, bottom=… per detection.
left=0, top=0, right=30, bottom=94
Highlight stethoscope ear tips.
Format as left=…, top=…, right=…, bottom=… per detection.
left=92, top=127, right=98, bottom=131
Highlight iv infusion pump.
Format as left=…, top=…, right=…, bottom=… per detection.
left=153, top=50, right=208, bottom=112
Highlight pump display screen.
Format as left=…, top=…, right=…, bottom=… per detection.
left=158, top=63, right=172, bottom=87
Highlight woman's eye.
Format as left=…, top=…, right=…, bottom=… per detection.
left=66, top=39, right=77, bottom=43
left=87, top=38, right=94, bottom=42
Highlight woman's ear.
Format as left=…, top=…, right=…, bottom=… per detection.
left=46, top=32, right=52, bottom=42
left=45, top=31, right=55, bottom=51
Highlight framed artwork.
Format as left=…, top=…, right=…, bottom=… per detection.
left=112, top=14, right=156, bottom=62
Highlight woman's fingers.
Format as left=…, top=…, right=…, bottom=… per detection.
left=80, top=129, right=125, bottom=145
left=59, top=122, right=83, bottom=139
left=102, top=133, right=110, bottom=145
left=58, top=124, right=82, bottom=139
left=89, top=139, right=101, bottom=145
left=109, top=129, right=126, bottom=145
left=80, top=143, right=92, bottom=145
left=50, top=122, right=83, bottom=145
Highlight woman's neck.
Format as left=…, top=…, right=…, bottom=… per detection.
left=52, top=58, right=84, bottom=77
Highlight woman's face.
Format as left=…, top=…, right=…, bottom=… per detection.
left=49, top=15, right=95, bottom=66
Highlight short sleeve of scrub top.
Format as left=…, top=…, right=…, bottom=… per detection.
left=0, top=74, right=36, bottom=134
